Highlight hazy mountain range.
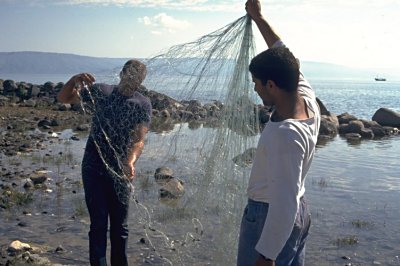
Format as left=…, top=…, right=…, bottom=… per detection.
left=0, top=51, right=128, bottom=75
left=0, top=51, right=397, bottom=81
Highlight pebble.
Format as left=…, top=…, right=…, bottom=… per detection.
left=55, top=245, right=65, bottom=253
left=30, top=175, right=47, bottom=185
left=23, top=180, right=34, bottom=189
left=17, top=221, right=28, bottom=227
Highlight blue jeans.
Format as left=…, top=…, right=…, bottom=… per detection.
left=237, top=197, right=311, bottom=266
left=82, top=151, right=131, bottom=266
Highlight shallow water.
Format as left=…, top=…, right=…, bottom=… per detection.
left=1, top=125, right=400, bottom=265
left=307, top=136, right=400, bottom=265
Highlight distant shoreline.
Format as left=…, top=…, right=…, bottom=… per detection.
left=2, top=51, right=400, bottom=82
left=2, top=74, right=400, bottom=87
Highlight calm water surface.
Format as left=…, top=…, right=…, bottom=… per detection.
left=311, top=79, right=400, bottom=120
left=307, top=136, right=400, bottom=265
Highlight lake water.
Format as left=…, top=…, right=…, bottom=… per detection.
left=0, top=74, right=400, bottom=265
left=2, top=73, right=399, bottom=120
left=310, top=78, right=400, bottom=120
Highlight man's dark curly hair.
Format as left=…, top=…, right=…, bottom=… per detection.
left=249, top=46, right=299, bottom=93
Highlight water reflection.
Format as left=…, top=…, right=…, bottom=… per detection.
left=1, top=124, right=399, bottom=265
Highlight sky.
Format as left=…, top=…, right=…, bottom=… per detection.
left=1, top=0, right=400, bottom=70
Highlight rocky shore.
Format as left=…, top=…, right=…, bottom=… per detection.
left=1, top=78, right=400, bottom=265
left=1, top=78, right=399, bottom=141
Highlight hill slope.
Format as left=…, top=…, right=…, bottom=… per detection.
left=0, top=51, right=128, bottom=74
left=0, top=51, right=390, bottom=81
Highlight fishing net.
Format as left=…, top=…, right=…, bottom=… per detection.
left=79, top=14, right=264, bottom=265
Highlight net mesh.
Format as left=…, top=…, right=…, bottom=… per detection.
left=80, top=14, right=262, bottom=265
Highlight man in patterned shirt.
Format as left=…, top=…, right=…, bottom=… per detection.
left=58, top=60, right=151, bottom=266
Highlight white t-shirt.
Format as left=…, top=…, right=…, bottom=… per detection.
left=246, top=41, right=321, bottom=260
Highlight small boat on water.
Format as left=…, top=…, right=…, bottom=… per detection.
left=375, top=77, right=386, bottom=81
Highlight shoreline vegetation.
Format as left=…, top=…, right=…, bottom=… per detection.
left=1, top=78, right=400, bottom=265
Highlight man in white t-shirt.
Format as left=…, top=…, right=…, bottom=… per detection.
left=237, top=1, right=321, bottom=266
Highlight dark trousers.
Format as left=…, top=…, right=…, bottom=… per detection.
left=82, top=161, right=130, bottom=266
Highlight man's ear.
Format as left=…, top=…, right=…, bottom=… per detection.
left=266, top=80, right=276, bottom=89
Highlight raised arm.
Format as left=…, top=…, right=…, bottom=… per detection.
left=57, top=73, right=95, bottom=104
left=245, top=0, right=281, bottom=48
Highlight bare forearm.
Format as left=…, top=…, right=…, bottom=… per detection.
left=253, top=16, right=281, bottom=48
left=127, top=124, right=149, bottom=173
left=57, top=78, right=80, bottom=104
left=245, top=0, right=281, bottom=48
left=57, top=73, right=95, bottom=104
left=128, top=140, right=145, bottom=166
left=124, top=131, right=146, bottom=180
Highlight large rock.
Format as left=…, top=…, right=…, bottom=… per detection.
left=57, top=103, right=71, bottom=111
left=38, top=119, right=51, bottom=128
left=361, top=120, right=386, bottom=137
left=338, top=112, right=358, bottom=124
left=30, top=174, right=48, bottom=185
left=339, top=121, right=362, bottom=135
left=316, top=97, right=330, bottom=115
left=8, top=240, right=31, bottom=253
left=28, top=85, right=41, bottom=97
left=43, top=81, right=56, bottom=92
left=319, top=117, right=338, bottom=137
left=54, top=82, right=64, bottom=92
left=339, top=120, right=376, bottom=139
left=159, top=178, right=185, bottom=198
left=372, top=108, right=400, bottom=127
left=232, top=148, right=257, bottom=167
left=76, top=123, right=90, bottom=131
left=370, top=126, right=387, bottom=137
left=148, top=91, right=179, bottom=111
left=3, top=79, right=18, bottom=96
left=17, top=82, right=30, bottom=99
left=359, top=128, right=374, bottom=139
left=154, top=167, right=174, bottom=181
left=23, top=99, right=37, bottom=107
left=347, top=120, right=364, bottom=133
left=179, top=110, right=195, bottom=120
left=0, top=95, right=10, bottom=106
left=185, top=99, right=202, bottom=113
